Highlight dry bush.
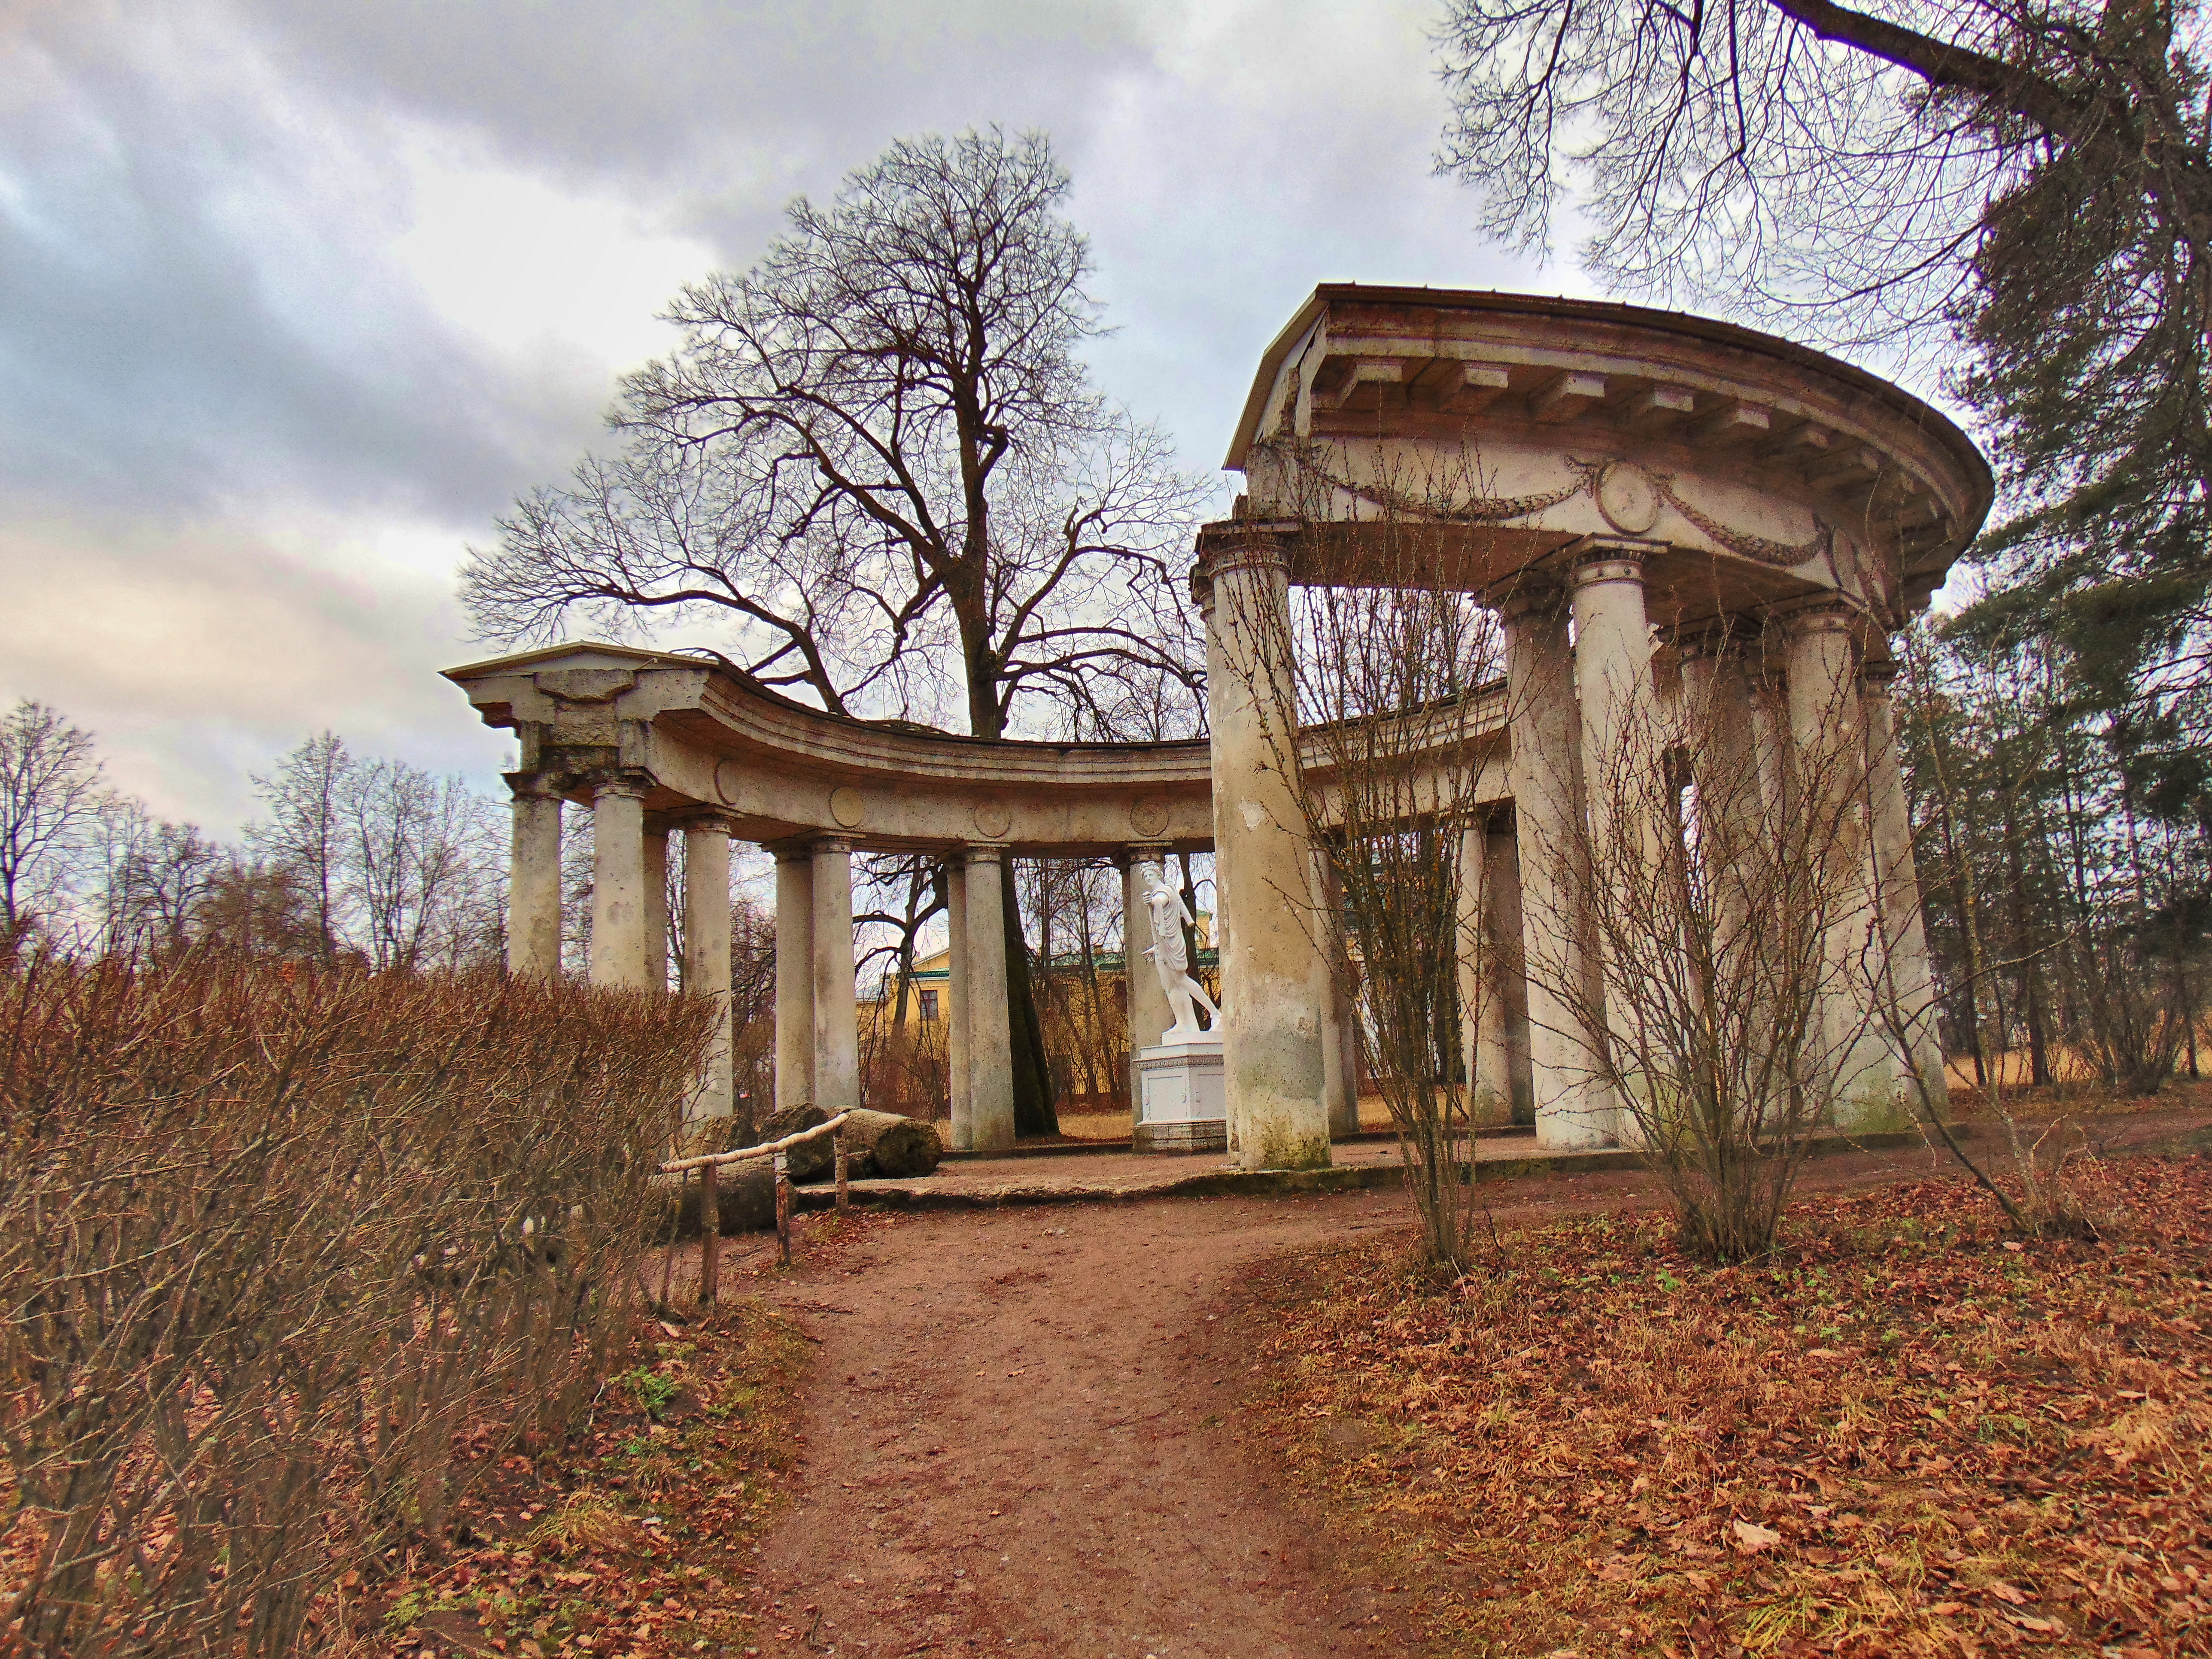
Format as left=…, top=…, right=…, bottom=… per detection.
left=1542, top=644, right=1875, bottom=1263
left=0, top=950, right=711, bottom=1658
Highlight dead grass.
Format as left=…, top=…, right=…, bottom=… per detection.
left=1233, top=1158, right=2212, bottom=1657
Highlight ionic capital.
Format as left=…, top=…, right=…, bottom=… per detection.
left=960, top=842, right=1007, bottom=869
left=1858, top=658, right=1902, bottom=697
left=1669, top=614, right=1761, bottom=662
left=589, top=775, right=652, bottom=804
left=809, top=834, right=854, bottom=857
left=1780, top=598, right=1860, bottom=641
left=673, top=806, right=739, bottom=836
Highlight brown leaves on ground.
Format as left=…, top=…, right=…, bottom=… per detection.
left=1236, top=1157, right=2212, bottom=1658
left=353, top=1209, right=892, bottom=1659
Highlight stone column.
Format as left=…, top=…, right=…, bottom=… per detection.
left=1568, top=543, right=1659, bottom=836
left=589, top=778, right=650, bottom=989
left=1785, top=604, right=1894, bottom=1125
left=1458, top=816, right=1515, bottom=1126
left=1195, top=521, right=1331, bottom=1170
left=1485, top=819, right=1535, bottom=1119
left=681, top=814, right=734, bottom=1129
left=963, top=845, right=1017, bottom=1152
left=1863, top=662, right=1948, bottom=1114
left=1492, top=577, right=1613, bottom=1149
left=1748, top=632, right=1792, bottom=820
left=810, top=836, right=859, bottom=1117
left=642, top=818, right=671, bottom=992
left=1195, top=566, right=1236, bottom=1154
left=506, top=778, right=562, bottom=979
left=1313, top=849, right=1361, bottom=1137
left=945, top=854, right=972, bottom=1150
left=1676, top=622, right=1765, bottom=948
left=773, top=847, right=815, bottom=1112
left=1568, top=543, right=1662, bottom=1144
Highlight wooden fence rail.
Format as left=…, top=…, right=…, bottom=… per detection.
left=663, top=1113, right=854, bottom=1303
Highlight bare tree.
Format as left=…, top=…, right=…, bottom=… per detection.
left=465, top=129, right=1206, bottom=740
left=1538, top=633, right=1875, bottom=1261
left=462, top=128, right=1211, bottom=1134
left=1221, top=444, right=1515, bottom=1270
left=248, top=730, right=351, bottom=960
left=116, top=820, right=223, bottom=954
left=0, top=700, right=106, bottom=946
left=1433, top=0, right=2212, bottom=703
left=338, top=758, right=503, bottom=975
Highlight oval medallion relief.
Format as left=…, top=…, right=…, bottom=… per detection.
left=971, top=799, right=1012, bottom=839
left=714, top=760, right=743, bottom=806
left=1595, top=462, right=1663, bottom=535
left=828, top=786, right=866, bottom=829
left=1128, top=797, right=1170, bottom=839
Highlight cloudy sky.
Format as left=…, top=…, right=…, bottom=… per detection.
left=1, top=0, right=1604, bottom=836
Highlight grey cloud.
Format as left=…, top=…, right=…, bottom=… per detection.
left=239, top=0, right=1158, bottom=256
left=0, top=0, right=1589, bottom=838
left=0, top=5, right=611, bottom=524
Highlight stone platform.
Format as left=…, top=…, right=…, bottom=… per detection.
left=783, top=1115, right=2198, bottom=1214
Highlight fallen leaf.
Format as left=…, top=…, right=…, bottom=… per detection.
left=1984, top=1580, right=2029, bottom=1605
left=1732, top=1519, right=1782, bottom=1554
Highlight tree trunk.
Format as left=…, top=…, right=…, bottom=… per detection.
left=836, top=1108, right=945, bottom=1178
left=1004, top=859, right=1060, bottom=1136
left=751, top=1103, right=833, bottom=1183
left=678, top=1163, right=780, bottom=1235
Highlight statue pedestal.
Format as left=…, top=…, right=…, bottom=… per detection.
left=1132, top=1036, right=1226, bottom=1154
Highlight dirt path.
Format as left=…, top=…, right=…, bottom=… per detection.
left=739, top=1112, right=2212, bottom=1659
left=746, top=1187, right=1416, bottom=1659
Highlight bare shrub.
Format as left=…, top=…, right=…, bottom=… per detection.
left=1539, top=634, right=1875, bottom=1263
left=0, top=952, right=711, bottom=1657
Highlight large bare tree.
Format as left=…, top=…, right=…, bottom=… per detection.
left=1434, top=0, right=2212, bottom=693
left=464, top=128, right=1209, bottom=1133
left=463, top=127, right=1205, bottom=740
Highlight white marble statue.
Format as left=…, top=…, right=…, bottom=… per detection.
left=1140, top=863, right=1220, bottom=1042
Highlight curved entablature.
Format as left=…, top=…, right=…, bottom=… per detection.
left=445, top=642, right=1510, bottom=857
left=1227, top=285, right=1993, bottom=631
left=447, top=642, right=1215, bottom=855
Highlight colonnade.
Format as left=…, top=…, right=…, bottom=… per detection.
left=1481, top=548, right=1944, bottom=1142
left=1194, top=523, right=1946, bottom=1158
left=498, top=525, right=1944, bottom=1161
left=503, top=788, right=1240, bottom=1153
left=507, top=782, right=744, bottom=1127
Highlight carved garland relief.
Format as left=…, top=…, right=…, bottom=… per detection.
left=1316, top=451, right=1833, bottom=571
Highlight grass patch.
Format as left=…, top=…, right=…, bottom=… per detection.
left=1235, top=1158, right=2212, bottom=1657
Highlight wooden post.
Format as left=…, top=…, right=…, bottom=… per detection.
left=698, top=1158, right=720, bottom=1307
left=835, top=1132, right=850, bottom=1212
left=773, top=1149, right=792, bottom=1267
